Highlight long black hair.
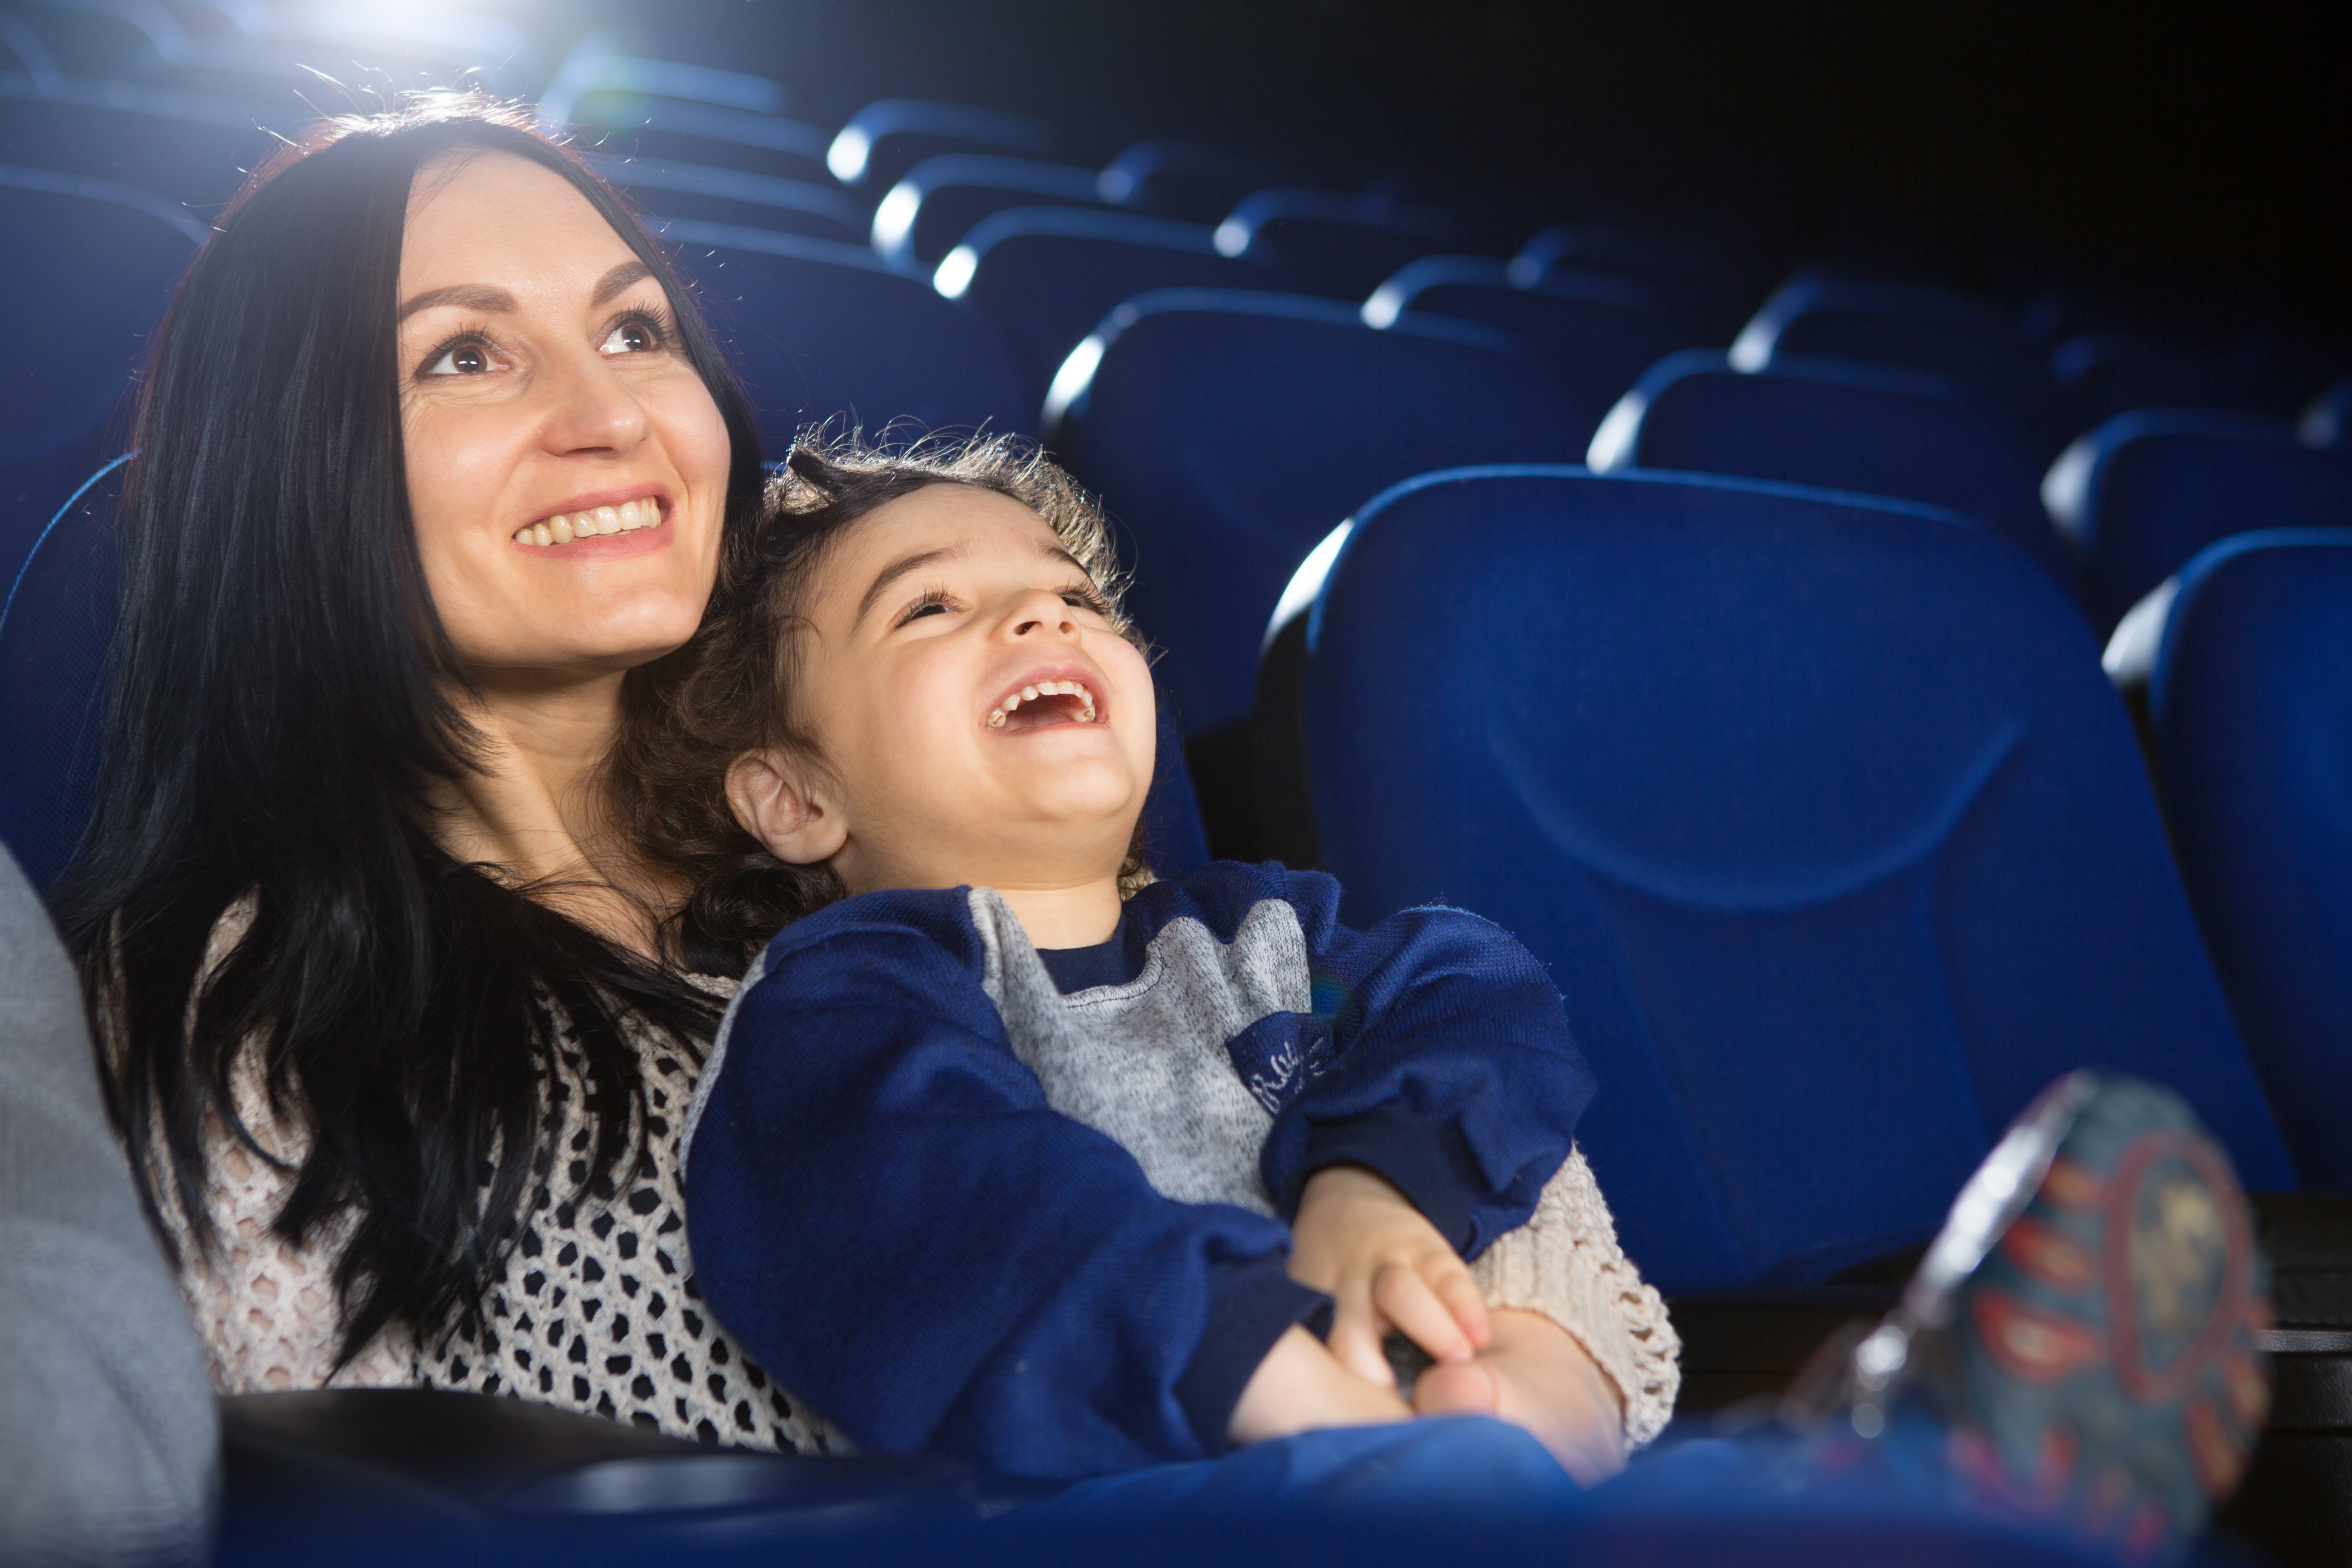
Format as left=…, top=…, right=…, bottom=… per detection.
left=51, top=94, right=768, bottom=1362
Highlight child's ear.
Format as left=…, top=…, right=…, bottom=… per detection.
left=726, top=749, right=849, bottom=866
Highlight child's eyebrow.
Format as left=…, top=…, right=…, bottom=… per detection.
left=855, top=545, right=962, bottom=627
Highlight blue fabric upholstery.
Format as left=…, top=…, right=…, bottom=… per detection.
left=0, top=457, right=122, bottom=889
left=2148, top=529, right=2352, bottom=1192
left=0, top=80, right=283, bottom=209
left=1734, top=281, right=2061, bottom=450
left=0, top=170, right=195, bottom=588
left=824, top=98, right=1053, bottom=192
left=590, top=154, right=867, bottom=245
left=1285, top=466, right=2294, bottom=1293
left=1214, top=189, right=1453, bottom=301
left=1590, top=350, right=2078, bottom=587
left=1097, top=141, right=1283, bottom=226
left=947, top=207, right=1303, bottom=410
left=1365, top=257, right=1692, bottom=445
left=659, top=223, right=1029, bottom=451
left=2303, top=374, right=2352, bottom=448
left=1047, top=289, right=1582, bottom=737
left=2040, top=410, right=2352, bottom=631
left=1140, top=704, right=1210, bottom=880
left=871, top=154, right=1108, bottom=270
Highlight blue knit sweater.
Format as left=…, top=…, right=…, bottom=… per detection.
left=681, top=861, right=1595, bottom=1479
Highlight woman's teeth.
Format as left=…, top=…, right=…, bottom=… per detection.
left=512, top=497, right=661, bottom=546
left=988, top=680, right=1098, bottom=728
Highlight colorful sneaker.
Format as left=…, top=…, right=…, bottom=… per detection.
left=1787, top=1071, right=2271, bottom=1561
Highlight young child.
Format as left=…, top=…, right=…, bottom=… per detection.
left=661, top=435, right=1678, bottom=1486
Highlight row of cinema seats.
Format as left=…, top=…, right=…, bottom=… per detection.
left=3, top=10, right=2351, bottom=1563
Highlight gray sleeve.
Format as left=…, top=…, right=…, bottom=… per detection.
left=0, top=846, right=218, bottom=1566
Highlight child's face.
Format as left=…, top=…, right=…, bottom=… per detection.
left=746, top=483, right=1157, bottom=897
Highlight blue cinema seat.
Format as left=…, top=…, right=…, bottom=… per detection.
left=660, top=223, right=1029, bottom=450
left=535, top=49, right=832, bottom=184
left=1096, top=140, right=1283, bottom=226
left=1733, top=279, right=2063, bottom=451
left=869, top=154, right=1110, bottom=271
left=1510, top=223, right=1756, bottom=345
left=2041, top=410, right=2352, bottom=631
left=2049, top=331, right=2231, bottom=431
left=1258, top=466, right=2295, bottom=1294
left=0, top=456, right=121, bottom=889
left=2144, top=529, right=2352, bottom=1192
left=940, top=207, right=1303, bottom=411
left=1364, top=257, right=1693, bottom=445
left=2304, top=375, right=2352, bottom=448
left=1588, top=350, right=2078, bottom=587
left=591, top=155, right=868, bottom=245
left=0, top=168, right=198, bottom=588
left=823, top=98, right=1052, bottom=193
left=0, top=78, right=283, bottom=210
left=1212, top=188, right=1454, bottom=301
left=1044, top=289, right=1581, bottom=837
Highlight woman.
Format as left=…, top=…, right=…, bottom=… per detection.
left=57, top=94, right=1674, bottom=1464
left=54, top=94, right=840, bottom=1449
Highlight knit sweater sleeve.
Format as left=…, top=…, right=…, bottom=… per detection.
left=1468, top=1145, right=1680, bottom=1449
left=153, top=895, right=415, bottom=1394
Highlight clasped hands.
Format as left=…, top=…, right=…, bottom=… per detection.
left=1227, top=1164, right=1628, bottom=1486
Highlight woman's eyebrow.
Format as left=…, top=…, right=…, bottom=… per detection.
left=592, top=258, right=654, bottom=305
left=397, top=283, right=514, bottom=322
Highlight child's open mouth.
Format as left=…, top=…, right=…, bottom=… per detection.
left=987, top=679, right=1100, bottom=731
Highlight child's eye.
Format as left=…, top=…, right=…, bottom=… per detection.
left=1062, top=585, right=1112, bottom=616
left=894, top=592, right=956, bottom=626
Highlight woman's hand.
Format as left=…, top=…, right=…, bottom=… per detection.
left=1412, top=1308, right=1628, bottom=1486
left=1286, top=1164, right=1491, bottom=1390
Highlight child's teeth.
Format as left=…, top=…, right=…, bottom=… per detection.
left=988, top=711, right=1005, bottom=727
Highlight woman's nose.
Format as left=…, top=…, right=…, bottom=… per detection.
left=539, top=352, right=652, bottom=456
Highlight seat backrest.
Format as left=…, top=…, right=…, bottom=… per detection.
left=2148, top=529, right=2352, bottom=1191
left=1215, top=188, right=1453, bottom=301
left=945, top=207, right=1303, bottom=410
left=1045, top=289, right=1581, bottom=739
left=1365, top=256, right=1692, bottom=444
left=1590, top=349, right=2078, bottom=588
left=588, top=155, right=867, bottom=246
left=2303, top=375, right=2352, bottom=448
left=823, top=99, right=1052, bottom=192
left=662, top=223, right=1028, bottom=452
left=1735, top=279, right=2060, bottom=450
left=0, top=457, right=123, bottom=889
left=870, top=153, right=1106, bottom=270
left=0, top=168, right=198, bottom=581
left=2042, top=410, right=2352, bottom=631
left=1097, top=140, right=1282, bottom=226
left=1275, top=466, right=2294, bottom=1292
left=0, top=79, right=281, bottom=209
left=568, top=101, right=834, bottom=187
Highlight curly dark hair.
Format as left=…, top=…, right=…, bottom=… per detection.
left=620, top=428, right=1154, bottom=967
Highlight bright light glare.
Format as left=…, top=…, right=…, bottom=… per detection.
left=871, top=182, right=921, bottom=257
left=1360, top=282, right=1405, bottom=330
left=1263, top=521, right=1354, bottom=653
left=827, top=126, right=871, bottom=183
left=1041, top=336, right=1107, bottom=432
left=1726, top=320, right=1775, bottom=372
left=933, top=245, right=978, bottom=299
left=1212, top=218, right=1248, bottom=258
left=1585, top=392, right=1650, bottom=471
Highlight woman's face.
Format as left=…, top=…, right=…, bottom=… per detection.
left=396, top=149, right=730, bottom=686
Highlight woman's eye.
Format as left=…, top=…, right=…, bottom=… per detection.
left=600, top=318, right=660, bottom=355
left=423, top=341, right=492, bottom=376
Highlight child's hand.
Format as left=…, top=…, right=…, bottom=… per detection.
left=1412, top=1308, right=1628, bottom=1486
left=1227, top=1325, right=1413, bottom=1445
left=1286, top=1165, right=1491, bottom=1391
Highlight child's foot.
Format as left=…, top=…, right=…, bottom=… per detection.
left=1795, top=1071, right=2271, bottom=1561
left=1411, top=1307, right=1628, bottom=1486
